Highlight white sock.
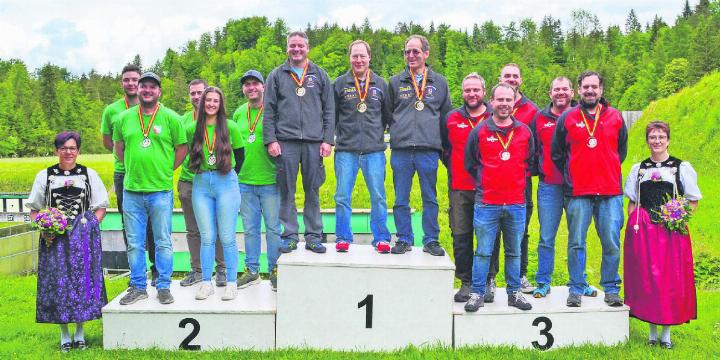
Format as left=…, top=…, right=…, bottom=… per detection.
left=649, top=323, right=658, bottom=341
left=661, top=326, right=671, bottom=343
left=59, top=324, right=71, bottom=344
left=74, top=322, right=85, bottom=342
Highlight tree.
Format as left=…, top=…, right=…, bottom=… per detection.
left=657, top=58, right=689, bottom=97
left=682, top=0, right=692, bottom=19
left=625, top=9, right=642, bottom=33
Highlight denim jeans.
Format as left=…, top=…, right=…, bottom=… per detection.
left=535, top=181, right=565, bottom=286
left=471, top=203, right=526, bottom=295
left=334, top=151, right=391, bottom=245
left=115, top=172, right=156, bottom=274
left=122, top=190, right=174, bottom=290
left=390, top=149, right=439, bottom=246
left=192, top=171, right=241, bottom=282
left=566, top=195, right=624, bottom=295
left=239, top=183, right=281, bottom=274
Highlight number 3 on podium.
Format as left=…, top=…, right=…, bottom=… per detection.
left=532, top=316, right=554, bottom=350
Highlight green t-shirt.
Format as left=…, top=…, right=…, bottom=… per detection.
left=186, top=119, right=244, bottom=173
left=112, top=104, right=187, bottom=192
left=101, top=97, right=130, bottom=173
left=178, top=110, right=197, bottom=182
left=232, top=103, right=276, bottom=185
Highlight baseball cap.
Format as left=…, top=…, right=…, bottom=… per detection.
left=241, top=70, right=264, bottom=84
left=138, top=72, right=161, bottom=87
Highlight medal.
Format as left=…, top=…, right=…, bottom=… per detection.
left=138, top=104, right=159, bottom=148
left=246, top=105, right=263, bottom=144
left=207, top=154, right=216, bottom=166
left=353, top=70, right=371, bottom=113
left=409, top=67, right=428, bottom=112
left=290, top=61, right=309, bottom=97
left=580, top=104, right=603, bottom=150
left=500, top=151, right=511, bottom=161
left=203, top=126, right=217, bottom=167
left=495, top=128, right=515, bottom=162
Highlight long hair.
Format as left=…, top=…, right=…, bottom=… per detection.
left=189, top=87, right=232, bottom=174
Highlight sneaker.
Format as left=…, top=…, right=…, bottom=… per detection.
left=305, top=242, right=327, bottom=254
left=157, top=289, right=174, bottom=304
left=533, top=283, right=551, bottom=298
left=583, top=285, right=598, bottom=297
left=180, top=271, right=202, bottom=287
left=660, top=341, right=673, bottom=350
left=195, top=282, right=215, bottom=300
left=119, top=287, right=148, bottom=305
left=221, top=283, right=238, bottom=301
left=464, top=293, right=485, bottom=312
left=391, top=241, right=412, bottom=254
left=237, top=269, right=261, bottom=289
left=454, top=283, right=472, bottom=302
left=335, top=241, right=350, bottom=252
left=280, top=240, right=298, bottom=253
left=508, top=292, right=532, bottom=310
left=484, top=279, right=496, bottom=303
left=566, top=293, right=582, bottom=307
left=374, top=241, right=391, bottom=254
left=520, top=276, right=535, bottom=293
left=60, top=342, right=72, bottom=353
left=73, top=340, right=87, bottom=350
left=215, top=270, right=227, bottom=287
left=270, top=268, right=278, bottom=292
left=423, top=241, right=446, bottom=256
left=604, top=293, right=624, bottom=307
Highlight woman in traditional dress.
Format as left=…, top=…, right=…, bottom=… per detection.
left=623, top=121, right=701, bottom=349
left=27, top=131, right=109, bottom=352
left=188, top=87, right=244, bottom=301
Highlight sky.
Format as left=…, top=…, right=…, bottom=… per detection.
left=0, top=0, right=696, bottom=75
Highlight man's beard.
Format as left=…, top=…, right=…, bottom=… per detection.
left=464, top=100, right=484, bottom=110
left=580, top=97, right=599, bottom=109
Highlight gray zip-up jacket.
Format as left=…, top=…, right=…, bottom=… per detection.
left=263, top=60, right=335, bottom=145
left=333, top=70, right=391, bottom=153
left=388, top=66, right=452, bottom=151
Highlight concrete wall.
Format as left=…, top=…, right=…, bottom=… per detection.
left=0, top=224, right=37, bottom=275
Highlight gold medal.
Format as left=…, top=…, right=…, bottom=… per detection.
left=138, top=104, right=159, bottom=148
left=414, top=100, right=425, bottom=111
left=353, top=70, right=371, bottom=113
left=290, top=61, right=309, bottom=97
left=580, top=104, right=603, bottom=150
left=357, top=102, right=368, bottom=113
left=409, top=67, right=428, bottom=112
left=295, top=87, right=306, bottom=96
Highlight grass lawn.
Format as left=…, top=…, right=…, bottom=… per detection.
left=0, top=222, right=21, bottom=229
left=0, top=274, right=718, bottom=358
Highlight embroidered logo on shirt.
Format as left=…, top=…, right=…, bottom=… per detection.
left=153, top=126, right=162, bottom=134
left=486, top=136, right=498, bottom=142
left=575, top=122, right=586, bottom=128
left=543, top=122, right=555, bottom=128
left=457, top=123, right=468, bottom=128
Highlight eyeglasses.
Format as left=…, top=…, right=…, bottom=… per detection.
left=403, top=49, right=423, bottom=56
left=59, top=147, right=78, bottom=153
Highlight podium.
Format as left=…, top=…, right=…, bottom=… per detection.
left=275, top=243, right=455, bottom=351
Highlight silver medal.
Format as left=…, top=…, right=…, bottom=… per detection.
left=207, top=154, right=217, bottom=166
left=142, top=137, right=151, bottom=148
left=247, top=133, right=256, bottom=143
left=295, top=87, right=306, bottom=96
left=414, top=100, right=425, bottom=111
left=587, top=137, right=598, bottom=148
left=500, top=151, right=511, bottom=161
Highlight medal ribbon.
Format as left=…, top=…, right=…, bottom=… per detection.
left=138, top=104, right=159, bottom=139
left=580, top=103, right=603, bottom=138
left=203, top=125, right=217, bottom=155
left=247, top=105, right=264, bottom=133
left=409, top=67, right=428, bottom=102
left=467, top=111, right=488, bottom=129
left=289, top=61, right=309, bottom=88
left=124, top=96, right=130, bottom=109
left=495, top=129, right=515, bottom=152
left=353, top=71, right=370, bottom=103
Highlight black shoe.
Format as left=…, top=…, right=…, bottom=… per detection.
left=660, top=341, right=673, bottom=349
left=423, top=242, right=445, bottom=256
left=119, top=287, right=148, bottom=305
left=305, top=242, right=327, bottom=254
left=280, top=240, right=298, bottom=253
left=73, top=340, right=87, bottom=350
left=508, top=292, right=532, bottom=311
left=60, top=342, right=72, bottom=353
left=464, top=293, right=485, bottom=312
left=566, top=293, right=582, bottom=307
left=157, top=289, right=174, bottom=304
left=484, top=279, right=496, bottom=303
left=648, top=339, right=658, bottom=346
left=214, top=270, right=228, bottom=287
left=604, top=293, right=624, bottom=307
left=391, top=241, right=412, bottom=254
left=454, top=283, right=472, bottom=302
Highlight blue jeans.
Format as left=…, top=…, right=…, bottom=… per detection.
left=566, top=195, right=624, bottom=295
left=192, top=171, right=241, bottom=282
left=334, top=151, right=391, bottom=245
left=535, top=182, right=565, bottom=286
left=471, top=203, right=526, bottom=295
left=239, top=183, right=281, bottom=273
left=390, top=149, right=439, bottom=245
left=123, top=190, right=174, bottom=290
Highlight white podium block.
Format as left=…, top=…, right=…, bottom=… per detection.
left=103, top=280, right=276, bottom=350
left=276, top=243, right=455, bottom=351
left=453, top=286, right=629, bottom=350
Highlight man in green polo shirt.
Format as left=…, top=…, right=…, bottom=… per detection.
left=100, top=64, right=158, bottom=286
left=177, top=79, right=227, bottom=287
left=113, top=72, right=187, bottom=305
left=232, top=70, right=281, bottom=291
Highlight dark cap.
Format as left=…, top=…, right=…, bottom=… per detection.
left=241, top=70, right=264, bottom=84
left=139, top=72, right=161, bottom=87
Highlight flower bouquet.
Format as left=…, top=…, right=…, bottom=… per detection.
left=654, top=194, right=693, bottom=235
left=31, top=208, right=71, bottom=246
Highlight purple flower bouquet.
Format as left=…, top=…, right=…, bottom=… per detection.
left=31, top=207, right=72, bottom=246
left=654, top=195, right=693, bottom=235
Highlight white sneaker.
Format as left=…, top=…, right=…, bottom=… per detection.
left=221, top=283, right=238, bottom=301
left=195, top=282, right=215, bottom=300
left=520, top=276, right=536, bottom=294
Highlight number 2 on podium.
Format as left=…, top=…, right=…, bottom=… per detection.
left=358, top=294, right=373, bottom=328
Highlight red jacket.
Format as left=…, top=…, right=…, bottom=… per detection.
left=442, top=104, right=491, bottom=191
left=551, top=100, right=628, bottom=196
left=512, top=93, right=539, bottom=126
left=530, top=103, right=574, bottom=185
left=465, top=117, right=535, bottom=205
